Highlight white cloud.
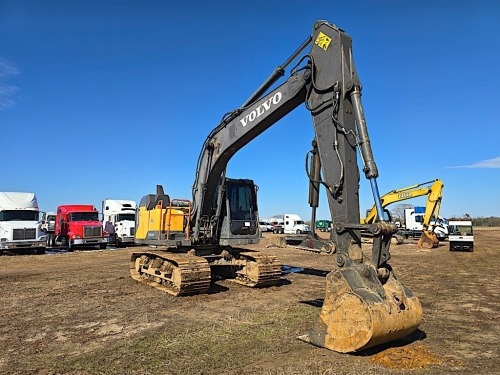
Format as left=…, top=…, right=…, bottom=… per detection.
left=0, top=58, right=20, bottom=110
left=449, top=156, right=500, bottom=169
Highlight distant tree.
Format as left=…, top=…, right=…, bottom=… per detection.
left=472, top=216, right=500, bottom=227
left=391, top=204, right=413, bottom=224
left=448, top=216, right=500, bottom=227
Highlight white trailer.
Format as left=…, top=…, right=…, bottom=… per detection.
left=102, top=199, right=137, bottom=247
left=0, top=192, right=46, bottom=254
left=448, top=220, right=474, bottom=252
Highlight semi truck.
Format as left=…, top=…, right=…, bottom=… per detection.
left=283, top=214, right=310, bottom=234
left=102, top=199, right=137, bottom=247
left=53, top=205, right=107, bottom=251
left=40, top=211, right=56, bottom=246
left=315, top=219, right=332, bottom=232
left=0, top=192, right=46, bottom=254
left=270, top=214, right=311, bottom=234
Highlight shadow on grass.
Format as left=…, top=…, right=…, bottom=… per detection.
left=274, top=278, right=292, bottom=287
left=206, top=282, right=230, bottom=295
left=354, top=329, right=427, bottom=356
left=299, top=298, right=324, bottom=308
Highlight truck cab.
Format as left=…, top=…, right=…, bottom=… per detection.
left=54, top=205, right=107, bottom=251
left=315, top=220, right=332, bottom=232
left=41, top=212, right=56, bottom=233
left=403, top=207, right=448, bottom=241
left=283, top=214, right=310, bottom=234
left=41, top=211, right=57, bottom=247
left=102, top=199, right=137, bottom=247
left=0, top=192, right=46, bottom=254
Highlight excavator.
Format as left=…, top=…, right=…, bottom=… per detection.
left=361, top=179, right=445, bottom=248
left=130, top=20, right=423, bottom=353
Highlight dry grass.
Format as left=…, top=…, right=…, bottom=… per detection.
left=47, top=305, right=316, bottom=375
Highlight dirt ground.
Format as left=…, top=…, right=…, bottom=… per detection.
left=0, top=228, right=499, bottom=375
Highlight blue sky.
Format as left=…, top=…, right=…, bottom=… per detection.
left=1, top=0, right=499, bottom=221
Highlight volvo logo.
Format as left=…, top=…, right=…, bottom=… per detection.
left=240, top=92, right=282, bottom=127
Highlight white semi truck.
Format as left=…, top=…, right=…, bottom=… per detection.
left=102, top=199, right=137, bottom=247
left=283, top=213, right=311, bottom=234
left=0, top=192, right=46, bottom=254
left=270, top=213, right=311, bottom=234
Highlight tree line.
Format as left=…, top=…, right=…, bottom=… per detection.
left=389, top=204, right=500, bottom=227
left=449, top=216, right=500, bottom=227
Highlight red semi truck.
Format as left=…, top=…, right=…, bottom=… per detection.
left=53, top=205, right=107, bottom=251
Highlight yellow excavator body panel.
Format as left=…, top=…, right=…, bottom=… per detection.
left=135, top=205, right=186, bottom=240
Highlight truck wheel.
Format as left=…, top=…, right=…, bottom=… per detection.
left=296, top=229, right=302, bottom=234
left=47, top=233, right=54, bottom=247
left=99, top=243, right=107, bottom=250
left=36, top=248, right=46, bottom=255
left=63, top=237, right=72, bottom=252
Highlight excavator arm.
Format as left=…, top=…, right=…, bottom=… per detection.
left=421, top=181, right=443, bottom=226
left=362, top=179, right=444, bottom=248
left=187, top=20, right=422, bottom=352
left=418, top=179, right=444, bottom=248
left=190, top=63, right=309, bottom=242
left=191, top=22, right=382, bottom=248
left=363, top=179, right=444, bottom=224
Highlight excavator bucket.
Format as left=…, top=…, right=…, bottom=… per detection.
left=301, top=262, right=423, bottom=353
left=417, top=230, right=439, bottom=249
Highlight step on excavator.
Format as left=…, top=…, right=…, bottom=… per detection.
left=130, top=20, right=423, bottom=353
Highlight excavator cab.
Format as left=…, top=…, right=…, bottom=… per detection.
left=221, top=178, right=259, bottom=239
left=201, top=177, right=261, bottom=246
